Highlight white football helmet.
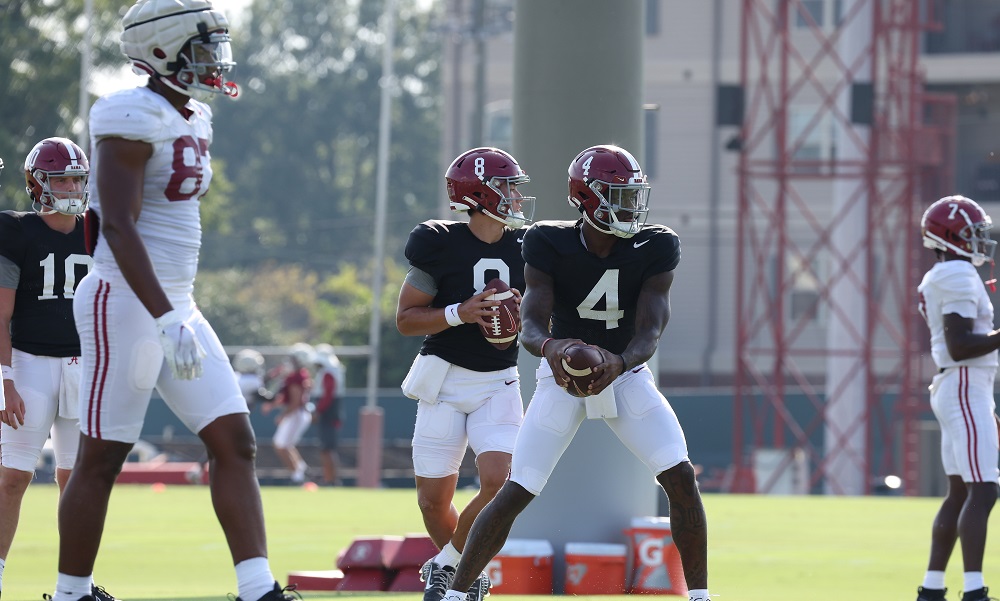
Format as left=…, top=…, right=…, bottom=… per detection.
left=313, top=342, right=342, bottom=368
left=120, top=0, right=238, bottom=101
left=232, top=348, right=264, bottom=375
left=289, top=342, right=315, bottom=367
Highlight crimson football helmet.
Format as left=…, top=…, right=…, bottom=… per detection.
left=567, top=145, right=651, bottom=239
left=446, top=147, right=535, bottom=228
left=120, top=0, right=238, bottom=101
left=24, top=137, right=90, bottom=216
left=921, top=195, right=996, bottom=267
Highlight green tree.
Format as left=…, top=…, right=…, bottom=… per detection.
left=195, top=258, right=420, bottom=387
left=0, top=0, right=125, bottom=209
left=205, top=0, right=443, bottom=272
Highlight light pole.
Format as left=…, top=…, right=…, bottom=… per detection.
left=357, top=0, right=397, bottom=489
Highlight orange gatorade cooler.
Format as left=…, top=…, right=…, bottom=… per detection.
left=623, top=517, right=687, bottom=595
left=564, top=542, right=627, bottom=595
left=486, top=539, right=553, bottom=594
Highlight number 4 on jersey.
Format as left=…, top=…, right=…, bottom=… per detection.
left=577, top=269, right=623, bottom=329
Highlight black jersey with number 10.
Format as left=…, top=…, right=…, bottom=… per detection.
left=0, top=211, right=91, bottom=357
left=521, top=220, right=680, bottom=355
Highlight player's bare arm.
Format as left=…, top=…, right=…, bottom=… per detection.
left=95, top=137, right=173, bottom=319
left=0, top=287, right=24, bottom=428
left=942, top=312, right=1000, bottom=361
left=395, top=282, right=500, bottom=335
left=626, top=269, right=674, bottom=367
left=520, top=264, right=583, bottom=386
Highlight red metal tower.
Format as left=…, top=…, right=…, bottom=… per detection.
left=733, top=0, right=953, bottom=494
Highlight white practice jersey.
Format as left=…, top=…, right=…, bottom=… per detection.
left=88, top=86, right=212, bottom=305
left=918, top=260, right=998, bottom=369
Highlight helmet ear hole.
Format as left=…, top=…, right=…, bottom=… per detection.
left=153, top=47, right=167, bottom=59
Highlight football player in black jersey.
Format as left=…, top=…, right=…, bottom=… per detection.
left=0, top=138, right=114, bottom=600
left=396, top=147, right=534, bottom=601
left=441, top=145, right=711, bottom=601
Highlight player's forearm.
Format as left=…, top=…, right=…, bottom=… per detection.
left=396, top=306, right=454, bottom=336
left=102, top=219, right=173, bottom=318
left=520, top=316, right=553, bottom=357
left=621, top=330, right=660, bottom=370
left=0, top=320, right=12, bottom=367
left=946, top=330, right=1000, bottom=361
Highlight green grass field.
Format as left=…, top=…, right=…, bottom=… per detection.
left=4, top=484, right=995, bottom=601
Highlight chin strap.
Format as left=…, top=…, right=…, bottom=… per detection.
left=986, top=259, right=997, bottom=293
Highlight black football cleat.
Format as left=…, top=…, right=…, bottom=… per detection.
left=420, top=560, right=457, bottom=601
left=41, top=586, right=116, bottom=601
left=233, top=582, right=301, bottom=601
left=961, top=588, right=998, bottom=601
left=467, top=571, right=491, bottom=601
left=91, top=585, right=118, bottom=601
left=917, top=586, right=948, bottom=601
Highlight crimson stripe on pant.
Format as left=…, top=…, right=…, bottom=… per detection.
left=86, top=279, right=111, bottom=439
left=957, top=366, right=983, bottom=482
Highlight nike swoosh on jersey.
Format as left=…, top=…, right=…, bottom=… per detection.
left=517, top=238, right=524, bottom=244
left=505, top=380, right=517, bottom=385
left=633, top=240, right=650, bottom=248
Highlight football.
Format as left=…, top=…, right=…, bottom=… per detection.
left=479, top=278, right=520, bottom=350
left=561, top=344, right=605, bottom=397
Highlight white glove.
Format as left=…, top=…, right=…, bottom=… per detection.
left=155, top=309, right=206, bottom=380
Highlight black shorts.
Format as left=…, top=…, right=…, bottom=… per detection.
left=317, top=414, right=339, bottom=450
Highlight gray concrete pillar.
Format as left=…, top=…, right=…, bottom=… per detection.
left=509, top=0, right=657, bottom=593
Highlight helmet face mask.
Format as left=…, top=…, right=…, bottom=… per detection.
left=446, top=147, right=535, bottom=229
left=483, top=174, right=534, bottom=228
left=921, top=195, right=997, bottom=267
left=24, top=138, right=90, bottom=216
left=170, top=28, right=237, bottom=101
left=587, top=179, right=651, bottom=238
left=120, top=0, right=238, bottom=101
left=568, top=145, right=651, bottom=239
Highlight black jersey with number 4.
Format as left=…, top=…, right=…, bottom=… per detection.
left=0, top=211, right=92, bottom=357
left=404, top=220, right=526, bottom=372
left=521, top=219, right=680, bottom=355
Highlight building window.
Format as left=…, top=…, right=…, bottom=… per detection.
left=794, top=0, right=843, bottom=30
left=646, top=0, right=660, bottom=36
left=644, top=105, right=658, bottom=179
left=483, top=100, right=512, bottom=151
left=787, top=254, right=822, bottom=324
left=787, top=105, right=834, bottom=172
left=769, top=253, right=823, bottom=324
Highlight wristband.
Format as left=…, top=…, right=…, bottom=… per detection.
left=1, top=365, right=12, bottom=381
left=540, top=337, right=554, bottom=356
left=444, top=303, right=464, bottom=327
left=617, top=354, right=628, bottom=371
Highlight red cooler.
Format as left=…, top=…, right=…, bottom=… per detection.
left=486, top=538, right=553, bottom=594
left=564, top=542, right=627, bottom=595
left=623, top=517, right=687, bottom=595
